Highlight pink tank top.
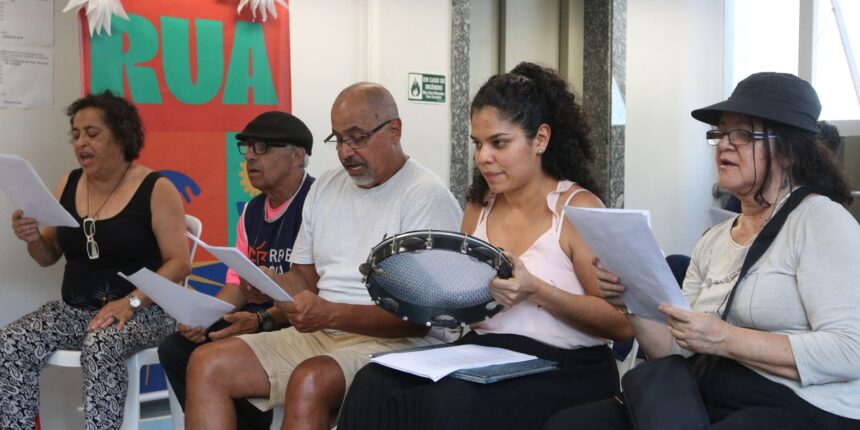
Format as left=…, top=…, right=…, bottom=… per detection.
left=471, top=180, right=606, bottom=349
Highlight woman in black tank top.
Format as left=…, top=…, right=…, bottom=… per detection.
left=3, top=91, right=190, bottom=430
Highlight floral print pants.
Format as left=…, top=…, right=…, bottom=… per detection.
left=0, top=300, right=175, bottom=430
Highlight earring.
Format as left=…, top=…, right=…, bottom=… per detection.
left=537, top=150, right=544, bottom=156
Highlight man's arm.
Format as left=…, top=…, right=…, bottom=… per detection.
left=274, top=263, right=428, bottom=338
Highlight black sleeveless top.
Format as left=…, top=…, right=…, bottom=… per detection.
left=57, top=169, right=164, bottom=310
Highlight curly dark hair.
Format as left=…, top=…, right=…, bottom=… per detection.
left=747, top=119, right=852, bottom=207
left=466, top=62, right=601, bottom=204
left=66, top=90, right=145, bottom=161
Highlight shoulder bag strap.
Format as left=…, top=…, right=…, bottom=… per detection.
left=721, top=187, right=812, bottom=321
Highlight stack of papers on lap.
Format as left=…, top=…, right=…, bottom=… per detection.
left=0, top=154, right=78, bottom=227
left=563, top=207, right=691, bottom=322
left=119, top=268, right=234, bottom=328
left=370, top=344, right=538, bottom=382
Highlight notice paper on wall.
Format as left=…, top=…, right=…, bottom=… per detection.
left=0, top=154, right=77, bottom=227
left=0, top=46, right=52, bottom=109
left=562, top=206, right=690, bottom=322
left=0, top=0, right=53, bottom=47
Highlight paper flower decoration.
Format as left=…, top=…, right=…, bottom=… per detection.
left=237, top=0, right=288, bottom=22
left=62, top=0, right=129, bottom=36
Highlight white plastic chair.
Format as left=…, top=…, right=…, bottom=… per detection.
left=44, top=214, right=203, bottom=429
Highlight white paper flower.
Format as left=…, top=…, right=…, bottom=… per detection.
left=62, top=0, right=129, bottom=36
left=237, top=0, right=288, bottom=22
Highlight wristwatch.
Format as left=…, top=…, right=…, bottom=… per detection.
left=127, top=294, right=142, bottom=310
left=257, top=310, right=276, bottom=332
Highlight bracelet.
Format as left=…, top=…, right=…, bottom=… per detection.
left=616, top=305, right=632, bottom=315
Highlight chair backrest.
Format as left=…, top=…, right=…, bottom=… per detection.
left=183, top=214, right=203, bottom=286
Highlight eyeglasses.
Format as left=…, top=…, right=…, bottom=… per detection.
left=706, top=129, right=778, bottom=147
left=83, top=217, right=99, bottom=260
left=237, top=140, right=290, bottom=155
left=324, top=119, right=394, bottom=150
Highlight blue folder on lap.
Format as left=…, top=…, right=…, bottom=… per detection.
left=449, top=358, right=558, bottom=384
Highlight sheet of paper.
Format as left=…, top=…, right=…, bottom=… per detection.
left=0, top=154, right=77, bottom=227
left=563, top=207, right=691, bottom=322
left=119, top=268, right=234, bottom=328
left=708, top=207, right=737, bottom=227
left=0, top=46, right=52, bottom=109
left=0, top=0, right=53, bottom=46
left=370, top=344, right=537, bottom=382
left=185, top=232, right=292, bottom=302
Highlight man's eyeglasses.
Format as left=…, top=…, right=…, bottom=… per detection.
left=324, top=119, right=394, bottom=150
left=706, top=129, right=778, bottom=147
left=237, top=140, right=290, bottom=155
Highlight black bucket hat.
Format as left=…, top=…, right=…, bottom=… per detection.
left=691, top=72, right=821, bottom=134
left=236, top=111, right=314, bottom=155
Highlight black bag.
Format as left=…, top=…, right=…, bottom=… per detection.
left=619, top=187, right=812, bottom=430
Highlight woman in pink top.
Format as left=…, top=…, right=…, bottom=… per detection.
left=338, top=62, right=632, bottom=430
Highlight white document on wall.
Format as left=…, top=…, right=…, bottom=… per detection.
left=0, top=154, right=78, bottom=227
left=119, top=268, right=234, bottom=328
left=708, top=207, right=737, bottom=227
left=563, top=207, right=690, bottom=322
left=370, top=344, right=537, bottom=382
left=0, top=46, right=52, bottom=109
left=0, top=0, right=53, bottom=46
left=185, top=232, right=292, bottom=302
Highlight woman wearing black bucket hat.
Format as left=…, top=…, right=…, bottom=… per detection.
left=544, top=72, right=860, bottom=429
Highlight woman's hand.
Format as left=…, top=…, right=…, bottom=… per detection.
left=12, top=210, right=42, bottom=243
left=660, top=304, right=733, bottom=355
left=489, top=252, right=539, bottom=307
left=593, top=258, right=627, bottom=307
left=88, top=298, right=135, bottom=331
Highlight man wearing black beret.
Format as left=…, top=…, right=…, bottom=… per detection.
left=159, top=111, right=315, bottom=429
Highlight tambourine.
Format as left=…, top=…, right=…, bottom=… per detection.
left=360, top=229, right=513, bottom=328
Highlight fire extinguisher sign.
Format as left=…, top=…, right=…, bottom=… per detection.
left=407, top=72, right=446, bottom=103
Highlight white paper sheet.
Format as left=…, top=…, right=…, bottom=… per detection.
left=0, top=46, right=52, bottom=109
left=118, top=268, right=234, bottom=328
left=708, top=207, right=737, bottom=227
left=185, top=232, right=292, bottom=302
left=0, top=154, right=78, bottom=227
left=370, top=344, right=537, bottom=382
left=563, top=207, right=691, bottom=322
left=0, top=0, right=53, bottom=46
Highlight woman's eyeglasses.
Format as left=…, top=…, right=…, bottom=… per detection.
left=706, top=129, right=778, bottom=147
left=83, top=217, right=99, bottom=260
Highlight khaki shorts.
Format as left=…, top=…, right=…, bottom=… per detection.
left=238, top=328, right=440, bottom=411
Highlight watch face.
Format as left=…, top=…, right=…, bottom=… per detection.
left=129, top=295, right=141, bottom=308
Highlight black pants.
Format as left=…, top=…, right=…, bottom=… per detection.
left=339, top=332, right=619, bottom=430
left=158, top=317, right=272, bottom=430
left=543, top=356, right=860, bottom=430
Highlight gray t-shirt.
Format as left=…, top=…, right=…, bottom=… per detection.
left=680, top=194, right=860, bottom=419
left=290, top=158, right=463, bottom=305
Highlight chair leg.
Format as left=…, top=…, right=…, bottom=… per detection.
left=120, top=354, right=141, bottom=430
left=166, top=379, right=185, bottom=430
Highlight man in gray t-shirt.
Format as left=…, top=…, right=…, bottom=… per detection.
left=184, top=83, right=463, bottom=429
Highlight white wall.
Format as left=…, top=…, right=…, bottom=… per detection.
left=625, top=0, right=725, bottom=255
left=291, top=0, right=452, bottom=183
left=0, top=0, right=452, bottom=327
left=0, top=4, right=80, bottom=325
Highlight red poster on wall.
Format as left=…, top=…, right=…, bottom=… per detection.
left=76, top=0, right=291, bottom=295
